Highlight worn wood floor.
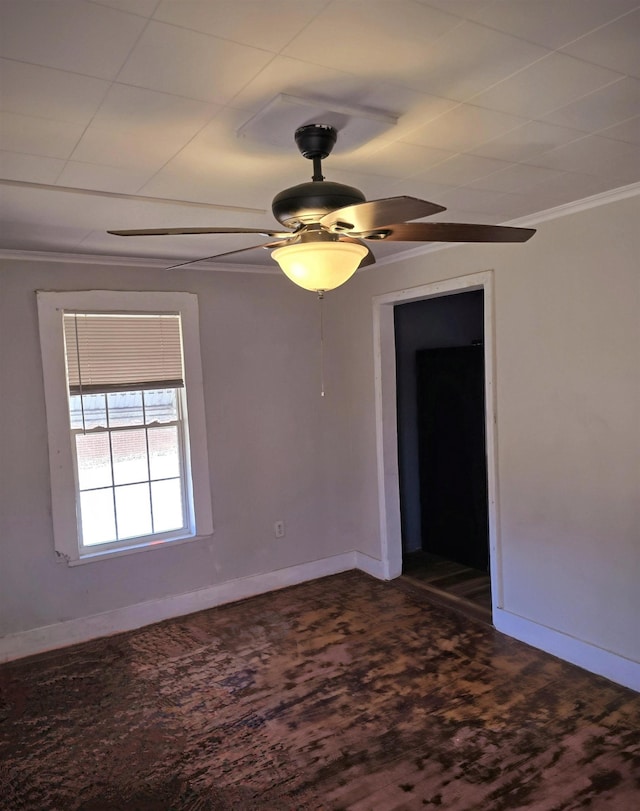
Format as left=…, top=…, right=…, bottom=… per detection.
left=1, top=571, right=638, bottom=810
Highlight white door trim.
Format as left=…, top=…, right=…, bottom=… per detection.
left=372, top=271, right=503, bottom=612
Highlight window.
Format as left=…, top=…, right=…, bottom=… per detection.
left=37, top=291, right=213, bottom=564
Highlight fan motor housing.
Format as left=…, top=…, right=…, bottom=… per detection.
left=272, top=181, right=366, bottom=228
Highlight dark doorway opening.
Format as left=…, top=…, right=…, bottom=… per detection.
left=394, top=290, right=491, bottom=621
left=416, top=345, right=488, bottom=570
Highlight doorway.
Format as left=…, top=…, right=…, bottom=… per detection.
left=394, top=290, right=491, bottom=620
left=373, top=272, right=501, bottom=619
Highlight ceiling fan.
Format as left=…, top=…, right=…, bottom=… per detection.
left=108, top=124, right=535, bottom=293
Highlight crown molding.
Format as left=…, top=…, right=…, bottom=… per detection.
left=504, top=180, right=640, bottom=228
left=0, top=249, right=280, bottom=274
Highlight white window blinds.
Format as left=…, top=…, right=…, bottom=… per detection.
left=63, top=313, right=184, bottom=394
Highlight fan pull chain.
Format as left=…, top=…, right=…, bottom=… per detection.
left=319, top=291, right=325, bottom=397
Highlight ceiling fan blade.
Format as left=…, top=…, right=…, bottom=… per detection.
left=361, top=222, right=536, bottom=243
left=320, top=196, right=446, bottom=233
left=166, top=240, right=289, bottom=270
left=108, top=226, right=291, bottom=238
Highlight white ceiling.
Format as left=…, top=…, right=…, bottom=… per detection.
left=1, top=0, right=639, bottom=269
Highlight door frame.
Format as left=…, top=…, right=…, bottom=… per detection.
left=372, top=270, right=503, bottom=611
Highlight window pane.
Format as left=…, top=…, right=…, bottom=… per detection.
left=115, top=483, right=152, bottom=539
left=111, top=429, right=148, bottom=485
left=107, top=391, right=143, bottom=427
left=151, top=479, right=184, bottom=533
left=148, top=426, right=180, bottom=480
left=76, top=432, right=112, bottom=490
left=80, top=488, right=116, bottom=546
left=69, top=394, right=107, bottom=430
left=144, top=389, right=178, bottom=424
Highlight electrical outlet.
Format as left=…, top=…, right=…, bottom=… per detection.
left=274, top=520, right=285, bottom=539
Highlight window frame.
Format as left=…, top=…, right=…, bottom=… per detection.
left=37, top=290, right=213, bottom=565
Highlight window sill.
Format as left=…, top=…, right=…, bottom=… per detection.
left=61, top=531, right=214, bottom=566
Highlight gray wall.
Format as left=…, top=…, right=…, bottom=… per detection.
left=0, top=262, right=349, bottom=636
left=395, top=290, right=484, bottom=553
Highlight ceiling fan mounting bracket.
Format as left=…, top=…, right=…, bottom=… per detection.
left=295, top=124, right=339, bottom=182
left=295, top=124, right=338, bottom=160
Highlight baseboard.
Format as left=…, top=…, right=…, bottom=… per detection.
left=354, top=552, right=389, bottom=579
left=0, top=552, right=358, bottom=664
left=493, top=608, right=640, bottom=693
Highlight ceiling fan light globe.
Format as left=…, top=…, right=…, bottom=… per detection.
left=272, top=241, right=368, bottom=292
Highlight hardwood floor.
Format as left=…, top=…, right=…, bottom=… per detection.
left=402, top=550, right=492, bottom=624
left=1, top=571, right=638, bottom=810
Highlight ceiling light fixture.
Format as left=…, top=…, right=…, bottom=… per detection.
left=271, top=239, right=368, bottom=292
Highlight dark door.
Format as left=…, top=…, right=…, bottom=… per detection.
left=416, top=346, right=489, bottom=570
